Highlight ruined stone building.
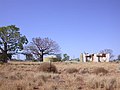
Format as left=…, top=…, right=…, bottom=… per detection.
left=80, top=53, right=110, bottom=62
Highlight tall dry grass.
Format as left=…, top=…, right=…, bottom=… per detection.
left=0, top=62, right=120, bottom=90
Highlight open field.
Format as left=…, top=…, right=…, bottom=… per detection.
left=0, top=61, right=120, bottom=90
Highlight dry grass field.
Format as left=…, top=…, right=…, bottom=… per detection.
left=0, top=61, right=120, bottom=90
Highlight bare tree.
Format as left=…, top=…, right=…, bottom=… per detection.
left=99, top=49, right=114, bottom=60
left=25, top=37, right=60, bottom=61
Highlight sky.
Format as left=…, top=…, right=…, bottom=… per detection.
left=0, top=0, right=120, bottom=59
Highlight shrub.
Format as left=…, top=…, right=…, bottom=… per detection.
left=93, top=67, right=108, bottom=75
left=38, top=62, right=57, bottom=73
left=65, top=68, right=78, bottom=74
left=80, top=68, right=89, bottom=74
left=0, top=61, right=4, bottom=64
left=32, top=60, right=38, bottom=62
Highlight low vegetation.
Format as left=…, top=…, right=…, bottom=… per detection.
left=93, top=67, right=108, bottom=75
left=37, top=62, right=58, bottom=73
left=65, top=68, right=78, bottom=73
left=0, top=62, right=120, bottom=90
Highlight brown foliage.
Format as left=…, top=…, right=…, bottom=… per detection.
left=93, top=67, right=108, bottom=75
left=38, top=62, right=57, bottom=73
left=0, top=62, right=120, bottom=90
left=65, top=68, right=78, bottom=74
left=80, top=68, right=90, bottom=74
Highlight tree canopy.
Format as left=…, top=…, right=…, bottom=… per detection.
left=118, top=55, right=120, bottom=60
left=99, top=49, right=114, bottom=60
left=0, top=25, right=28, bottom=62
left=25, top=37, right=60, bottom=61
left=62, top=54, right=70, bottom=61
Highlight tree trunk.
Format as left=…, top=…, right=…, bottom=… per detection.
left=2, top=53, right=8, bottom=63
left=41, top=53, right=43, bottom=62
left=40, top=52, right=44, bottom=62
left=2, top=42, right=8, bottom=63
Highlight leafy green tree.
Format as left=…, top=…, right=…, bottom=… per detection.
left=62, top=54, right=70, bottom=61
left=118, top=55, right=120, bottom=60
left=0, top=25, right=28, bottom=62
left=25, top=37, right=60, bottom=62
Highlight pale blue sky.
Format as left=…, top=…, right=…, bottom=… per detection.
left=0, top=0, right=120, bottom=59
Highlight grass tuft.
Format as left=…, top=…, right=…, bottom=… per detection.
left=38, top=62, right=57, bottom=73
left=65, top=68, right=78, bottom=74
left=93, top=67, right=108, bottom=75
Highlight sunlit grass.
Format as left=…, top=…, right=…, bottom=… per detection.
left=0, top=61, right=120, bottom=90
